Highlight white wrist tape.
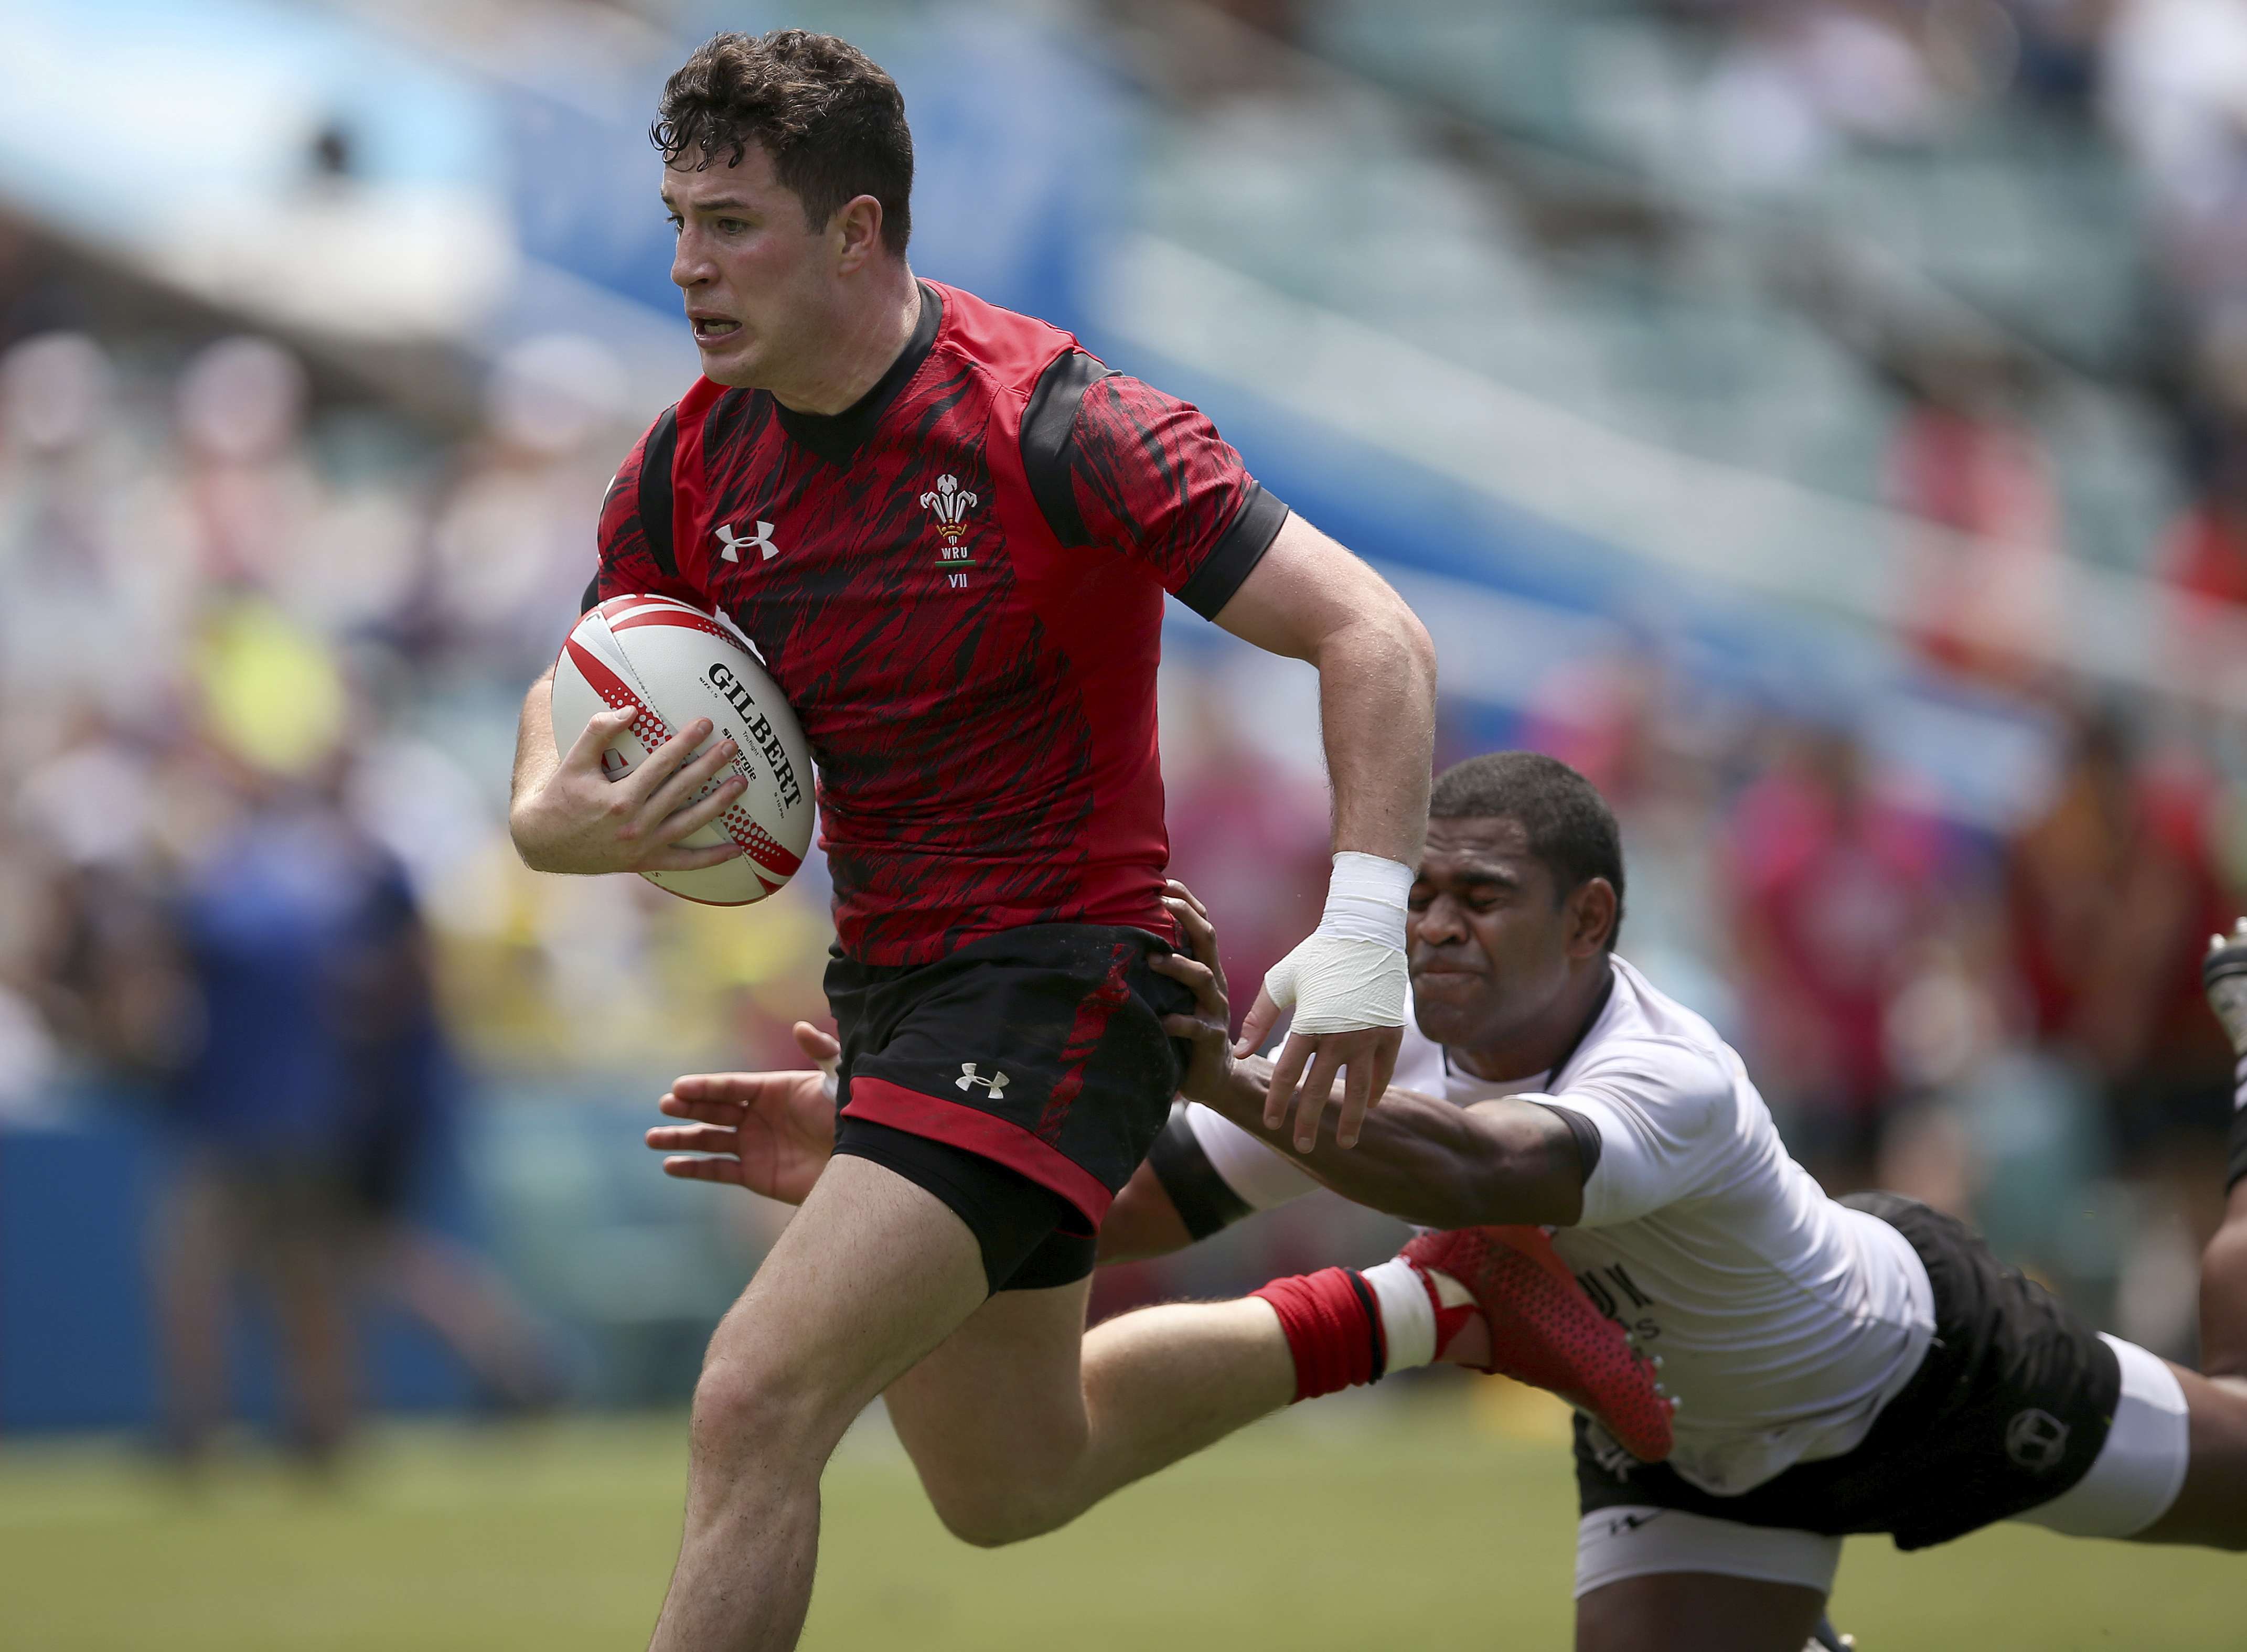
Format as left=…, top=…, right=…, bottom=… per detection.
left=1261, top=853, right=1411, bottom=1035
left=1317, top=852, right=1414, bottom=947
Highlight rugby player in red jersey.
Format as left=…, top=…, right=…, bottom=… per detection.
left=505, top=30, right=1439, bottom=1651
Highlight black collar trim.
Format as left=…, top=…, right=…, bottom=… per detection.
left=774, top=281, right=943, bottom=464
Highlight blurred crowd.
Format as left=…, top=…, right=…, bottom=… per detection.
left=0, top=234, right=853, bottom=1450
left=1655, top=0, right=2247, bottom=683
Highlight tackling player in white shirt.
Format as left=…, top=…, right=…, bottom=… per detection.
left=649, top=752, right=2247, bottom=1652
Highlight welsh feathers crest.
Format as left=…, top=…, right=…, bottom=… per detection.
left=919, top=474, right=977, bottom=543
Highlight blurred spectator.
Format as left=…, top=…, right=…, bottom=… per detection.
left=2102, top=0, right=2247, bottom=324
left=0, top=331, right=180, bottom=727
left=1522, top=649, right=1741, bottom=1034
left=2003, top=705, right=2237, bottom=1351
left=165, top=336, right=418, bottom=638
left=1160, top=674, right=1331, bottom=1037
left=1697, top=1, right=1948, bottom=192
left=1889, top=339, right=2063, bottom=692
left=1725, top=722, right=1948, bottom=1189
left=2004, top=708, right=2234, bottom=1156
left=2005, top=0, right=2110, bottom=112
left=149, top=753, right=555, bottom=1466
left=423, top=334, right=627, bottom=681
left=0, top=217, right=88, bottom=346
left=2157, top=407, right=2247, bottom=689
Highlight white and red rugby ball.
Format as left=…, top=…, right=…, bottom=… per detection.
left=551, top=594, right=814, bottom=906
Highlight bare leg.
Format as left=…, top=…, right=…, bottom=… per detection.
left=152, top=1163, right=231, bottom=1461
left=2127, top=935, right=2247, bottom=1547
left=2196, top=1179, right=2247, bottom=1380
left=884, top=1284, right=1294, bottom=1546
left=648, top=1155, right=989, bottom=1652
left=1576, top=1573, right=1826, bottom=1652
left=263, top=1223, right=356, bottom=1466
left=372, top=1225, right=554, bottom=1406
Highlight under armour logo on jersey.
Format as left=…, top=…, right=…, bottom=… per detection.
left=716, top=522, right=778, bottom=563
left=919, top=475, right=977, bottom=543
left=2004, top=1408, right=2069, bottom=1472
left=955, top=1062, right=1009, bottom=1098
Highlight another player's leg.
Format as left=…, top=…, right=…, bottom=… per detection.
left=2196, top=921, right=2247, bottom=1381
left=892, top=1226, right=1665, bottom=1544
left=889, top=1243, right=1465, bottom=1541
left=884, top=1275, right=1295, bottom=1546
left=647, top=1154, right=990, bottom=1652
left=151, top=1157, right=231, bottom=1462
left=1575, top=1572, right=1829, bottom=1652
left=1571, top=1494, right=1841, bottom=1652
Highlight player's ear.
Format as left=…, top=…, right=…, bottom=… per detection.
left=832, top=195, right=885, bottom=274
left=1567, top=878, right=1618, bottom=958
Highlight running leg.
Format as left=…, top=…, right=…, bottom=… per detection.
left=884, top=1282, right=1296, bottom=1547
left=2198, top=1164, right=2247, bottom=1380
left=2196, top=921, right=2247, bottom=1378
left=890, top=1237, right=1661, bottom=1544
left=647, top=1154, right=990, bottom=1652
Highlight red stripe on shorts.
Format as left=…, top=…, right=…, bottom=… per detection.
left=841, top=1076, right=1115, bottom=1226
left=1035, top=941, right=1137, bottom=1146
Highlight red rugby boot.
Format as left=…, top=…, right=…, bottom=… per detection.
left=1401, top=1224, right=1674, bottom=1462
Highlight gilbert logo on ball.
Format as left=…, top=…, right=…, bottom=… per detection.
left=551, top=594, right=815, bottom=906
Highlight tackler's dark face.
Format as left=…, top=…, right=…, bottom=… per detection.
left=1406, top=816, right=1608, bottom=1054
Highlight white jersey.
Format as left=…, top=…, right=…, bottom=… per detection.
left=1184, top=956, right=1936, bottom=1497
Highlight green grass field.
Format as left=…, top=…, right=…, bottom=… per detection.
left=0, top=1393, right=2235, bottom=1650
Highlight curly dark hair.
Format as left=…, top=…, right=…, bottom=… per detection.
left=1429, top=752, right=1626, bottom=950
left=652, top=29, right=914, bottom=255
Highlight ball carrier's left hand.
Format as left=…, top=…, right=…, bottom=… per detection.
left=509, top=684, right=750, bottom=877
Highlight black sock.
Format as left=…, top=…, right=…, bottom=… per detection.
left=2229, top=1104, right=2247, bottom=1193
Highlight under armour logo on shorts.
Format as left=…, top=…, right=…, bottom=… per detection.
left=2005, top=1408, right=2070, bottom=1472
left=956, top=1062, right=1010, bottom=1098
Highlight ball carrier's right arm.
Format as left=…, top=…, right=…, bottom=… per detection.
left=509, top=664, right=752, bottom=876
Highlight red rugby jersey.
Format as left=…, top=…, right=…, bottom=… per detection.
left=585, top=281, right=1289, bottom=964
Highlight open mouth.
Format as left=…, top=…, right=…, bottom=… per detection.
left=691, top=317, right=741, bottom=341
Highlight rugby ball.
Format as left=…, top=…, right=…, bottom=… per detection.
left=550, top=594, right=814, bottom=905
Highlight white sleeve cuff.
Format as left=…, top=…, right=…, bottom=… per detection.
left=1182, top=1102, right=1321, bottom=1211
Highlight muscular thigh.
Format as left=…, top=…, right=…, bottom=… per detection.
left=1576, top=1573, right=1827, bottom=1652
left=707, top=1154, right=990, bottom=1439
left=884, top=1276, right=1094, bottom=1493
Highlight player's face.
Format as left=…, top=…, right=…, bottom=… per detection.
left=1406, top=816, right=1586, bottom=1052
left=664, top=145, right=841, bottom=392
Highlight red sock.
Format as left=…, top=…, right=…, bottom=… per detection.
left=1251, top=1268, right=1384, bottom=1402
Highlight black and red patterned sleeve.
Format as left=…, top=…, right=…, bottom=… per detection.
left=582, top=406, right=703, bottom=613
left=1020, top=354, right=1290, bottom=619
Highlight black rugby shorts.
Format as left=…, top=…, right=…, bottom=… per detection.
left=825, top=923, right=1194, bottom=1294
left=1574, top=1193, right=2123, bottom=1551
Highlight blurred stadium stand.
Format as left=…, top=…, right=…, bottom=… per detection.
left=2, top=0, right=2244, bottom=1442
